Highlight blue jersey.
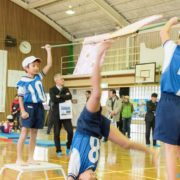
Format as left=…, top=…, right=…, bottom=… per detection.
left=76, top=107, right=111, bottom=138
left=68, top=107, right=110, bottom=179
left=17, top=72, right=46, bottom=103
left=161, top=40, right=180, bottom=96
left=68, top=131, right=100, bottom=179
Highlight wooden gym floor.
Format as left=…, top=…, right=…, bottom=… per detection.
left=0, top=125, right=180, bottom=180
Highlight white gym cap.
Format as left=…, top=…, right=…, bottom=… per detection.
left=22, top=56, right=41, bottom=68
left=7, top=115, right=13, bottom=120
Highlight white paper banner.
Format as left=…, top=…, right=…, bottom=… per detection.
left=59, top=100, right=73, bottom=119
left=73, top=15, right=162, bottom=75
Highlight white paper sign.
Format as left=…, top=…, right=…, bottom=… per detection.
left=73, top=15, right=162, bottom=75
left=83, top=15, right=162, bottom=44
left=73, top=42, right=105, bottom=75
left=59, top=100, right=73, bottom=119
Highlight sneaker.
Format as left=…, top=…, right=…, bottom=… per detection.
left=66, top=149, right=70, bottom=155
left=146, top=144, right=150, bottom=147
left=153, top=144, right=160, bottom=148
left=56, top=152, right=62, bottom=157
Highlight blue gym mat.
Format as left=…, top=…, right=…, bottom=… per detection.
left=0, top=132, right=29, bottom=139
left=13, top=139, right=66, bottom=147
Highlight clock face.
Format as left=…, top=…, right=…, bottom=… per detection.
left=19, top=41, right=31, bottom=54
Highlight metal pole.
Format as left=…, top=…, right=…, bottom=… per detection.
left=46, top=19, right=180, bottom=48
left=50, top=41, right=83, bottom=48
left=137, top=21, right=166, bottom=32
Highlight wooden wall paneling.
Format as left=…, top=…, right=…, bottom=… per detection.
left=0, top=0, right=70, bottom=121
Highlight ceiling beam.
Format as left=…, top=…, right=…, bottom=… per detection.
left=10, top=0, right=73, bottom=41
left=90, top=0, right=129, bottom=27
left=27, top=0, right=59, bottom=9
left=29, top=9, right=73, bottom=41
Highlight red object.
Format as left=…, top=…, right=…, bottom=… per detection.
left=0, top=137, right=12, bottom=142
left=11, top=99, right=20, bottom=113
left=3, top=123, right=13, bottom=133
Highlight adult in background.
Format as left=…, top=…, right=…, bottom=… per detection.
left=145, top=93, right=160, bottom=147
left=49, top=73, right=73, bottom=156
left=106, top=89, right=122, bottom=127
left=121, top=96, right=134, bottom=138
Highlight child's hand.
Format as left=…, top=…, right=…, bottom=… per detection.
left=21, top=111, right=29, bottom=119
left=96, top=40, right=113, bottom=65
left=169, top=17, right=179, bottom=25
left=98, top=40, right=112, bottom=54
left=44, top=44, right=51, bottom=51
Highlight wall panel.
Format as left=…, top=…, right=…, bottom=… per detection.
left=0, top=0, right=69, bottom=120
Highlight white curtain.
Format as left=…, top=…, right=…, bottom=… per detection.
left=0, top=50, right=7, bottom=112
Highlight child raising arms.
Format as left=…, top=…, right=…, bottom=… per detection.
left=16, top=44, right=52, bottom=165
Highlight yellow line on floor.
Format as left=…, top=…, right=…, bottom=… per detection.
left=49, top=159, right=68, bottom=164
left=119, top=172, right=161, bottom=180
left=37, top=177, right=64, bottom=180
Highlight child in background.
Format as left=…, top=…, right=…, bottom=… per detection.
left=11, top=94, right=21, bottom=130
left=0, top=115, right=14, bottom=133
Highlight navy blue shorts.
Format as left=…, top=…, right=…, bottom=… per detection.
left=76, top=107, right=111, bottom=138
left=154, top=93, right=180, bottom=145
left=21, top=103, right=44, bottom=129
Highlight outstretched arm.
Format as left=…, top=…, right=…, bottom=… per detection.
left=160, top=17, right=179, bottom=45
left=86, top=41, right=112, bottom=113
left=108, top=125, right=158, bottom=165
left=42, top=44, right=52, bottom=74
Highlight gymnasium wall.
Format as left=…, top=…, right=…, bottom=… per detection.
left=0, top=0, right=70, bottom=120
left=69, top=25, right=180, bottom=73
left=62, top=25, right=180, bottom=87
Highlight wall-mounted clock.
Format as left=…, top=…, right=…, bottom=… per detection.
left=19, top=41, right=31, bottom=54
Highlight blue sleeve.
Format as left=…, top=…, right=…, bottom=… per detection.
left=100, top=115, right=111, bottom=138
left=17, top=80, right=25, bottom=97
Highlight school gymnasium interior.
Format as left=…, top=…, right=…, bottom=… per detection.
left=0, top=0, right=180, bottom=179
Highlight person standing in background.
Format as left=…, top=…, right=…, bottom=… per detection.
left=106, top=89, right=122, bottom=127
left=121, top=96, right=134, bottom=138
left=145, top=93, right=160, bottom=147
left=49, top=73, right=73, bottom=156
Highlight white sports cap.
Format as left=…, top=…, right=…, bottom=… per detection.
left=22, top=56, right=41, bottom=68
left=7, top=115, right=13, bottom=120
